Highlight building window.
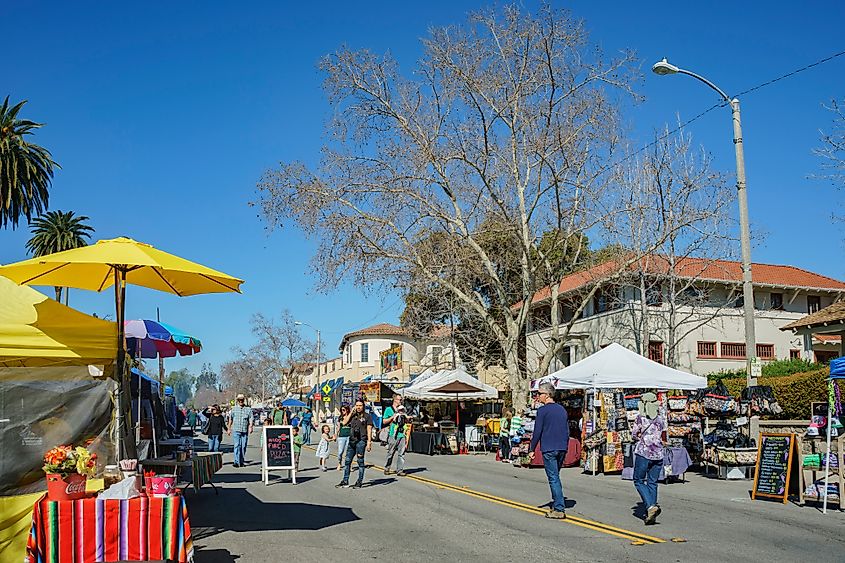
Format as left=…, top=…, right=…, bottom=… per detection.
left=733, top=294, right=744, bottom=308
left=648, top=341, right=664, bottom=364
left=756, top=344, right=775, bottom=360
left=360, top=343, right=369, bottom=363
left=593, top=290, right=609, bottom=314
left=345, top=346, right=351, bottom=364
left=431, top=346, right=442, bottom=366
left=646, top=286, right=662, bottom=307
left=790, top=349, right=801, bottom=360
left=770, top=293, right=783, bottom=310
left=721, top=342, right=746, bottom=359
left=697, top=341, right=717, bottom=358
left=808, top=295, right=821, bottom=314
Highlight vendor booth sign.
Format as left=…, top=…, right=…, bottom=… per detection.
left=359, top=382, right=381, bottom=403
left=262, top=425, right=296, bottom=485
left=380, top=344, right=402, bottom=374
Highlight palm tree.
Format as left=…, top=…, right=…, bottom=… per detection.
left=0, top=96, right=58, bottom=229
left=25, top=210, right=94, bottom=302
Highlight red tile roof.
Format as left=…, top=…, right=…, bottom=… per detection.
left=782, top=301, right=845, bottom=331
left=339, top=323, right=408, bottom=349
left=523, top=256, right=845, bottom=307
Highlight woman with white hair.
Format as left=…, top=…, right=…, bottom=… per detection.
left=631, top=392, right=667, bottom=525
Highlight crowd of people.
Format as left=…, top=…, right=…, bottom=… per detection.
left=188, top=387, right=666, bottom=526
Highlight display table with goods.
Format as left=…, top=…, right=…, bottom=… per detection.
left=27, top=443, right=194, bottom=562
left=25, top=492, right=193, bottom=563
left=700, top=384, right=783, bottom=480
left=408, top=431, right=452, bottom=455
left=141, top=452, right=223, bottom=494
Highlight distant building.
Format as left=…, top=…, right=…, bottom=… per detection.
left=524, top=257, right=845, bottom=375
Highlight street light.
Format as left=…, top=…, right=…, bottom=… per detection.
left=295, top=320, right=322, bottom=413
left=652, top=58, right=757, bottom=386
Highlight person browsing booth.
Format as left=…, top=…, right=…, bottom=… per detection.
left=528, top=382, right=569, bottom=519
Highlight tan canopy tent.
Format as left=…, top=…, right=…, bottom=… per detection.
left=0, top=275, right=116, bottom=367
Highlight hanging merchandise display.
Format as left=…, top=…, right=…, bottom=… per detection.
left=581, top=389, right=629, bottom=474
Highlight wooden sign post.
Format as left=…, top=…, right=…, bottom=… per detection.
left=262, top=425, right=296, bottom=485
left=752, top=432, right=798, bottom=503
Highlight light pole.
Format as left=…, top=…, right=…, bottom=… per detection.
left=652, top=58, right=757, bottom=386
left=295, top=321, right=322, bottom=414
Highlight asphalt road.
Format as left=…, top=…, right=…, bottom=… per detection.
left=187, top=434, right=845, bottom=562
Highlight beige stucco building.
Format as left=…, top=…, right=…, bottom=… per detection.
left=524, top=258, right=845, bottom=376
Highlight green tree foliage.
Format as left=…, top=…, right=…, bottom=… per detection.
left=25, top=210, right=94, bottom=302
left=196, top=362, right=219, bottom=391
left=165, top=368, right=195, bottom=405
left=0, top=97, right=58, bottom=229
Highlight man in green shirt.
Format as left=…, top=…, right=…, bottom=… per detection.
left=383, top=394, right=408, bottom=476
left=292, top=426, right=303, bottom=471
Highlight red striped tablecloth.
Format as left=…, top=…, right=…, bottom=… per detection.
left=25, top=493, right=193, bottom=563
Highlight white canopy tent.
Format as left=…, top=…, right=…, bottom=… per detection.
left=533, top=343, right=707, bottom=390
left=402, top=368, right=498, bottom=400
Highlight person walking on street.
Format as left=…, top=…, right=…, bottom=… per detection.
left=301, top=408, right=316, bottom=444
left=336, top=400, right=373, bottom=489
left=336, top=405, right=351, bottom=471
left=187, top=408, right=198, bottom=435
left=271, top=402, right=289, bottom=426
left=631, top=392, right=667, bottom=525
left=383, top=394, right=408, bottom=476
left=528, top=383, right=569, bottom=519
left=228, top=394, right=253, bottom=468
left=292, top=426, right=303, bottom=471
left=202, top=404, right=226, bottom=452
left=316, top=424, right=334, bottom=471
left=499, top=410, right=512, bottom=462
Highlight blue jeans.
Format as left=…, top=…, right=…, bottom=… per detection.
left=302, top=423, right=313, bottom=444
left=542, top=450, right=567, bottom=512
left=233, top=431, right=249, bottom=466
left=633, top=454, right=662, bottom=508
left=208, top=434, right=221, bottom=452
left=343, top=439, right=367, bottom=484
left=337, top=436, right=350, bottom=466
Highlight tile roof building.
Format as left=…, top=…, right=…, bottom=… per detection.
left=524, top=256, right=845, bottom=375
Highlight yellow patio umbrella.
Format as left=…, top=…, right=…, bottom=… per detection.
left=0, top=237, right=244, bottom=457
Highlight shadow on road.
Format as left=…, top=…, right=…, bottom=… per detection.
left=194, top=547, right=240, bottom=562
left=189, top=487, right=360, bottom=542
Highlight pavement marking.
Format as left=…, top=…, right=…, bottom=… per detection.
left=305, top=445, right=665, bottom=545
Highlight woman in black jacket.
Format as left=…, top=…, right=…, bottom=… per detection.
left=202, top=404, right=227, bottom=452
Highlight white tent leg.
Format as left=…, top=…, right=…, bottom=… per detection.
left=824, top=403, right=833, bottom=514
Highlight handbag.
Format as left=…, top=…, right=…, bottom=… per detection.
left=201, top=418, right=210, bottom=435
left=378, top=427, right=390, bottom=442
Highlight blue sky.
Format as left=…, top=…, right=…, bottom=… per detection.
left=2, top=1, right=844, bottom=376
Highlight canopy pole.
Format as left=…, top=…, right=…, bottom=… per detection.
left=824, top=387, right=833, bottom=514
left=114, top=268, right=125, bottom=462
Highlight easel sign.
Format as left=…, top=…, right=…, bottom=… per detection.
left=752, top=432, right=798, bottom=503
left=262, top=425, right=296, bottom=485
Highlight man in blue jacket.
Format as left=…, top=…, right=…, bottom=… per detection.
left=529, top=382, right=569, bottom=519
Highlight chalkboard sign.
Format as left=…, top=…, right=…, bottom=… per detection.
left=262, top=425, right=297, bottom=485
left=752, top=432, right=796, bottom=503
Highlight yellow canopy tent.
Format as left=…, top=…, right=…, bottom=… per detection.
left=0, top=276, right=117, bottom=560
left=0, top=275, right=116, bottom=367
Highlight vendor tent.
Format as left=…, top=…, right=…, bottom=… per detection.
left=402, top=368, right=498, bottom=400
left=0, top=276, right=116, bottom=367
left=534, top=343, right=706, bottom=390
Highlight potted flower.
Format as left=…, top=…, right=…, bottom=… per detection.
left=42, top=445, right=98, bottom=500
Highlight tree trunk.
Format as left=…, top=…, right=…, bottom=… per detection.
left=639, top=273, right=649, bottom=356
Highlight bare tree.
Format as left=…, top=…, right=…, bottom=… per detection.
left=255, top=5, right=711, bottom=408
left=608, top=129, right=737, bottom=368
left=814, top=99, right=845, bottom=224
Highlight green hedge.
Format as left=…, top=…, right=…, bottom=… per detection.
left=708, top=369, right=828, bottom=420
left=708, top=358, right=825, bottom=380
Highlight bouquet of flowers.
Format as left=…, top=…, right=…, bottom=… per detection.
left=42, top=445, right=98, bottom=478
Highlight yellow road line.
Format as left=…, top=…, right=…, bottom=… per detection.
left=306, top=445, right=665, bottom=544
